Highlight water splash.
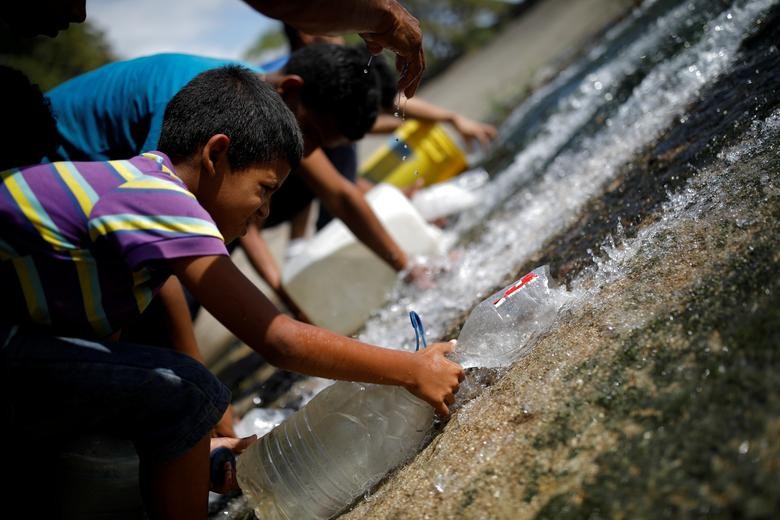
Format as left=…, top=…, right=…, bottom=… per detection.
left=357, top=0, right=773, bottom=351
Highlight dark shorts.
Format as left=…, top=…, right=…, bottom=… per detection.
left=0, top=322, right=230, bottom=462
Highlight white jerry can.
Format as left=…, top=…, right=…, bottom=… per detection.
left=282, top=183, right=445, bottom=335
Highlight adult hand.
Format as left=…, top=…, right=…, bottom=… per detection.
left=359, top=2, right=425, bottom=98
left=246, top=1, right=424, bottom=96
left=405, top=340, right=464, bottom=416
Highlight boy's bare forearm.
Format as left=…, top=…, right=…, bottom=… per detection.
left=158, top=276, right=205, bottom=363
left=173, top=255, right=413, bottom=384
left=174, top=254, right=462, bottom=414
left=239, top=225, right=282, bottom=290
left=301, top=150, right=408, bottom=271
left=266, top=315, right=419, bottom=386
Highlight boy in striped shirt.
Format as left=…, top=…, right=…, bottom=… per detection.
left=0, top=66, right=463, bottom=518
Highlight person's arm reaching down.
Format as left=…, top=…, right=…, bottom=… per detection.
left=299, top=148, right=408, bottom=271
left=156, top=276, right=237, bottom=437
left=243, top=0, right=424, bottom=97
left=173, top=254, right=464, bottom=415
left=239, top=223, right=312, bottom=323
left=157, top=276, right=203, bottom=362
left=374, top=97, right=498, bottom=149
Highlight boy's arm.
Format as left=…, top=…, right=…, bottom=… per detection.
left=299, top=148, right=408, bottom=272
left=372, top=113, right=405, bottom=134
left=172, top=254, right=463, bottom=415
left=157, top=276, right=203, bottom=362
left=239, top=224, right=312, bottom=323
left=243, top=0, right=423, bottom=97
left=157, top=276, right=238, bottom=437
left=385, top=97, right=498, bottom=149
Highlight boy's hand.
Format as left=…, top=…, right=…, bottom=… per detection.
left=407, top=340, right=464, bottom=416
left=403, top=261, right=435, bottom=289
left=209, top=435, right=257, bottom=494
left=451, top=114, right=498, bottom=149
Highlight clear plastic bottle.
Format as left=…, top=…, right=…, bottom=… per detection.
left=236, top=380, right=433, bottom=520
left=450, top=265, right=571, bottom=369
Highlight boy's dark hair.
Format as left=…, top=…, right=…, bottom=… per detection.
left=283, top=43, right=380, bottom=141
left=0, top=66, right=59, bottom=170
left=158, top=65, right=303, bottom=171
left=371, top=53, right=400, bottom=111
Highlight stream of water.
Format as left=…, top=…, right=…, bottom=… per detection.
left=358, top=0, right=775, bottom=353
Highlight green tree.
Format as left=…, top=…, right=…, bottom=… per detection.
left=0, top=21, right=114, bottom=92
left=243, top=23, right=287, bottom=62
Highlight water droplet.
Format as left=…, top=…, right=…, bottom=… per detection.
left=363, top=68, right=369, bottom=74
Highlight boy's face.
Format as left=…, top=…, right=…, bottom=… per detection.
left=203, top=159, right=290, bottom=244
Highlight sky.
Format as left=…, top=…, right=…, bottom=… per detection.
left=87, top=0, right=280, bottom=61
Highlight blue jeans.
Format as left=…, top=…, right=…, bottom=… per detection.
left=0, top=322, right=230, bottom=462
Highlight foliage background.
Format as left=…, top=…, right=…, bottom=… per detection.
left=0, top=22, right=114, bottom=92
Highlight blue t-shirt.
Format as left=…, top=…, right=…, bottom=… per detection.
left=46, top=53, right=264, bottom=162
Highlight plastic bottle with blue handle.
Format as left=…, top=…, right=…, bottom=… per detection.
left=236, top=312, right=434, bottom=520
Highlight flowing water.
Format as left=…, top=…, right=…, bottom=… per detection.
left=216, top=0, right=780, bottom=516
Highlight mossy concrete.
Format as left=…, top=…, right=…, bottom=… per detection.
left=342, top=139, right=780, bottom=520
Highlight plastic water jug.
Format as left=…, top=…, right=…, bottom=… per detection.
left=282, top=183, right=445, bottom=335
left=451, top=265, right=572, bottom=369
left=410, top=167, right=490, bottom=221
left=236, top=380, right=434, bottom=520
left=359, top=120, right=468, bottom=189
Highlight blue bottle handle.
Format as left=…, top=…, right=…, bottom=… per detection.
left=209, top=447, right=236, bottom=488
left=409, top=311, right=427, bottom=351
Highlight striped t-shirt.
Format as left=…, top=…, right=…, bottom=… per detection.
left=0, top=152, right=228, bottom=338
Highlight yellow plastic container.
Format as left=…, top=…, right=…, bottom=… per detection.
left=359, top=120, right=468, bottom=189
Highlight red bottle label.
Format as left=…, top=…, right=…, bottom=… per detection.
left=492, top=272, right=538, bottom=308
